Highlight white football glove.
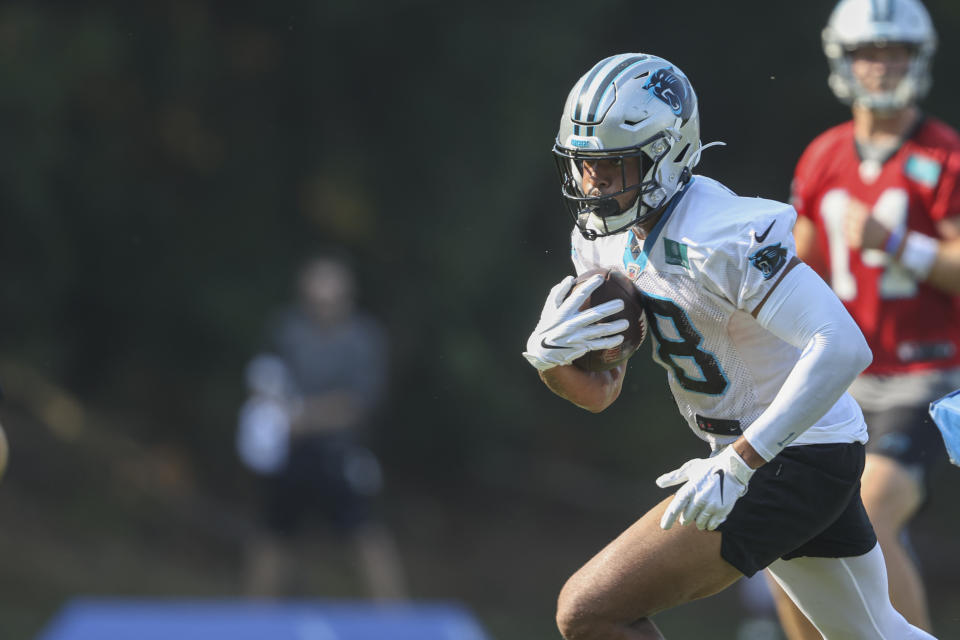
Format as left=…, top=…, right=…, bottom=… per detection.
left=655, top=445, right=756, bottom=531
left=522, top=274, right=629, bottom=371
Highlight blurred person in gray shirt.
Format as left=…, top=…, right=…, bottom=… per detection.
left=237, top=255, right=406, bottom=600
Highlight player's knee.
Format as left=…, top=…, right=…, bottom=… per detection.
left=555, top=602, right=593, bottom=640
left=555, top=582, right=599, bottom=639
left=0, top=422, right=9, bottom=482
left=868, top=516, right=903, bottom=548
left=556, top=577, right=623, bottom=639
left=861, top=484, right=920, bottom=535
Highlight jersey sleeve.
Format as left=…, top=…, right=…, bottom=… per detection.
left=929, top=147, right=960, bottom=223
left=746, top=263, right=872, bottom=460
left=698, top=205, right=799, bottom=312
left=790, top=142, right=821, bottom=221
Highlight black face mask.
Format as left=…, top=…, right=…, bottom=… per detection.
left=551, top=142, right=658, bottom=239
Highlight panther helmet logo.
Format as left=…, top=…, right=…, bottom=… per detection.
left=643, top=68, right=693, bottom=123
left=749, top=243, right=788, bottom=280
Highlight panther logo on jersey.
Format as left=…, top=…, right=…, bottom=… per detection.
left=749, top=243, right=787, bottom=280
left=643, top=68, right=693, bottom=123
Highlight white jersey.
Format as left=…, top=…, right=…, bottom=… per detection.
left=571, top=176, right=867, bottom=452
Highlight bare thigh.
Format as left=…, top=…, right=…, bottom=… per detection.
left=860, top=453, right=923, bottom=529
left=558, top=495, right=744, bottom=624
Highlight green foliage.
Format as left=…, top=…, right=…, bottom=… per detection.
left=4, top=3, right=960, bottom=639
left=2, top=0, right=960, bottom=507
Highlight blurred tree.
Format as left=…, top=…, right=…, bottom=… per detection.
left=1, top=3, right=960, bottom=637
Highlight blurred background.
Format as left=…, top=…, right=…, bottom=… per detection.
left=0, top=1, right=958, bottom=639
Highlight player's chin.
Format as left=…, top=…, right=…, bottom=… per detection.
left=616, top=193, right=641, bottom=212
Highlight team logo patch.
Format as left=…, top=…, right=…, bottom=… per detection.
left=749, top=243, right=787, bottom=280
left=904, top=154, right=941, bottom=188
left=643, top=68, right=693, bottom=123
left=664, top=238, right=689, bottom=268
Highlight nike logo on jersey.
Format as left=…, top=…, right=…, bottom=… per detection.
left=714, top=468, right=725, bottom=503
left=540, top=338, right=570, bottom=350
left=753, top=221, right=775, bottom=243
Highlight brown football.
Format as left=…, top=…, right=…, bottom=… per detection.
left=571, top=268, right=647, bottom=372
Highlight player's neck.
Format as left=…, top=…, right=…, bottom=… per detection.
left=852, top=104, right=919, bottom=148
left=633, top=210, right=664, bottom=240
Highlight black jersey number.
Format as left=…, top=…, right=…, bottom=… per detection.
left=643, top=296, right=728, bottom=395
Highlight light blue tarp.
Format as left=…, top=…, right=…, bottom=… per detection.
left=37, top=599, right=492, bottom=640
left=930, top=388, right=960, bottom=467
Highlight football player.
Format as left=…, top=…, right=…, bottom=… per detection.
left=766, top=0, right=960, bottom=637
left=522, top=52, right=936, bottom=639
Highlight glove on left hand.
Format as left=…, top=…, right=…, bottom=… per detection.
left=656, top=445, right=756, bottom=531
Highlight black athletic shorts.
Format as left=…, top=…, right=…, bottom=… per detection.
left=718, top=442, right=877, bottom=577
left=263, top=434, right=381, bottom=536
left=863, top=404, right=948, bottom=492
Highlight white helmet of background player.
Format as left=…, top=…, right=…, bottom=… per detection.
left=823, top=0, right=937, bottom=111
left=553, top=53, right=702, bottom=239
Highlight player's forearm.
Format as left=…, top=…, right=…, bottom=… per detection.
left=745, top=330, right=869, bottom=462
left=539, top=363, right=626, bottom=413
left=747, top=265, right=872, bottom=461
left=731, top=437, right=767, bottom=469
left=886, top=231, right=960, bottom=294
left=920, top=236, right=960, bottom=294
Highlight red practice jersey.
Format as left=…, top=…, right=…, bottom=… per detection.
left=792, top=116, right=960, bottom=374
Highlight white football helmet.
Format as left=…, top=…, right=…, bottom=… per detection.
left=822, top=0, right=937, bottom=111
left=553, top=53, right=702, bottom=239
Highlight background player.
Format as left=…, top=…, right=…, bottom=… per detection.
left=769, top=0, right=960, bottom=636
left=522, top=52, right=935, bottom=639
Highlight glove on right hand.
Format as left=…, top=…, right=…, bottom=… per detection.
left=522, top=274, right=628, bottom=371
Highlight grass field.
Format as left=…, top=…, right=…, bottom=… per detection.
left=1, top=403, right=958, bottom=640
